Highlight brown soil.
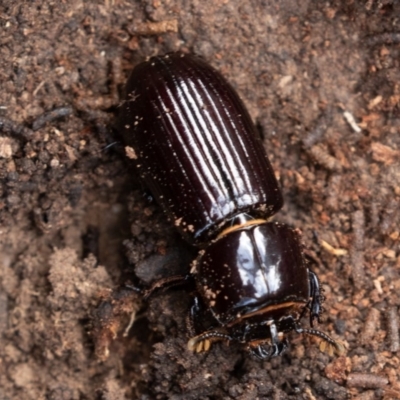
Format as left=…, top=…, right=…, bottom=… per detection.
left=1, top=1, right=400, bottom=399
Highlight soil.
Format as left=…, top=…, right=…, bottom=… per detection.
left=1, top=1, right=400, bottom=399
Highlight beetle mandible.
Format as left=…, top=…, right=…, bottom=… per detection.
left=118, top=52, right=341, bottom=359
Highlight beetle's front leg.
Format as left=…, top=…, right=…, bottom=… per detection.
left=308, top=270, right=324, bottom=327
left=186, top=295, right=204, bottom=337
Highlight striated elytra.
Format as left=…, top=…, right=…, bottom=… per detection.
left=118, top=52, right=342, bottom=359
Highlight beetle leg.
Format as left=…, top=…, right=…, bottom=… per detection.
left=186, top=295, right=204, bottom=337
left=308, top=270, right=323, bottom=327
left=143, top=274, right=195, bottom=300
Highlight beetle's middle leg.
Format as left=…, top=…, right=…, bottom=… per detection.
left=142, top=274, right=195, bottom=300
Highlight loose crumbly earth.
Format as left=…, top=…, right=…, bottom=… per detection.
left=1, top=1, right=400, bottom=399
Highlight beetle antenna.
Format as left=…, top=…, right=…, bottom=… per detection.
left=295, top=326, right=345, bottom=356
left=187, top=330, right=232, bottom=353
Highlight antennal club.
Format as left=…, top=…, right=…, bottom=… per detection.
left=295, top=326, right=345, bottom=356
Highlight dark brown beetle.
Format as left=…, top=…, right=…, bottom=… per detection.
left=118, top=52, right=342, bottom=359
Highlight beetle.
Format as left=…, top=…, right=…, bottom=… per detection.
left=117, top=52, right=341, bottom=359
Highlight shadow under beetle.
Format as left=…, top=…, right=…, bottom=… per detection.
left=117, top=52, right=343, bottom=359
